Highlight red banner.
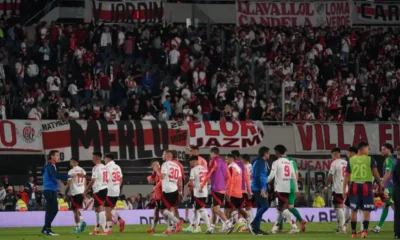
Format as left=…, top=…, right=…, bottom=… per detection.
left=236, top=1, right=351, bottom=27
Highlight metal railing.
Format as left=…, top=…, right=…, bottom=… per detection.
left=26, top=0, right=59, bottom=25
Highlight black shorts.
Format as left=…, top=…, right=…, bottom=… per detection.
left=243, top=193, right=256, bottom=208
left=275, top=192, right=289, bottom=208
left=161, top=191, right=179, bottom=210
left=105, top=196, right=118, bottom=208
left=193, top=197, right=207, bottom=210
left=332, top=192, right=345, bottom=205
left=211, top=192, right=225, bottom=206
left=93, top=189, right=108, bottom=207
left=155, top=200, right=162, bottom=209
left=70, top=194, right=83, bottom=210
left=345, top=197, right=350, bottom=207
left=225, top=196, right=244, bottom=209
left=190, top=191, right=195, bottom=205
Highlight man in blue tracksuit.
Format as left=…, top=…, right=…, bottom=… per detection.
left=249, top=146, right=270, bottom=235
left=42, top=150, right=79, bottom=236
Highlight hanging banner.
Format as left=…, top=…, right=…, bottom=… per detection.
left=355, top=2, right=400, bottom=25
left=294, top=158, right=332, bottom=193
left=293, top=123, right=400, bottom=154
left=0, top=0, right=20, bottom=17
left=236, top=1, right=351, bottom=27
left=41, top=121, right=188, bottom=161
left=188, top=121, right=264, bottom=149
left=92, top=0, right=164, bottom=24
left=0, top=120, right=43, bottom=153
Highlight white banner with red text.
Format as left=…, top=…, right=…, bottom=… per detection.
left=236, top=1, right=352, bottom=27
left=188, top=121, right=264, bottom=149
left=293, top=123, right=400, bottom=154
left=0, top=207, right=392, bottom=227
left=0, top=120, right=43, bottom=153
left=92, top=0, right=164, bottom=24
left=41, top=120, right=188, bottom=161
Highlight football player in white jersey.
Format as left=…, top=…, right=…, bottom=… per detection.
left=153, top=150, right=184, bottom=234
left=103, top=153, right=125, bottom=234
left=188, top=156, right=212, bottom=233
left=84, top=152, right=108, bottom=235
left=324, top=148, right=347, bottom=233
left=66, top=157, right=87, bottom=233
left=268, top=145, right=299, bottom=234
left=241, top=154, right=255, bottom=226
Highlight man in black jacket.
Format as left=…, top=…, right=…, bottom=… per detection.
left=393, top=147, right=400, bottom=239
left=25, top=176, right=37, bottom=209
left=4, top=186, right=17, bottom=211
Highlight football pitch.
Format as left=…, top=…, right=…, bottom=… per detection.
left=0, top=222, right=394, bottom=240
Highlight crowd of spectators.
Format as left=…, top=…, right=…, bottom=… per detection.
left=0, top=17, right=400, bottom=123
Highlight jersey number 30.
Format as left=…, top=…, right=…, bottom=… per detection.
left=169, top=167, right=179, bottom=180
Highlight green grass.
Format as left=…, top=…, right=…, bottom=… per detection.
left=0, top=222, right=394, bottom=240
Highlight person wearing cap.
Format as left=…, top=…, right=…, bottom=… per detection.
left=4, top=186, right=16, bottom=211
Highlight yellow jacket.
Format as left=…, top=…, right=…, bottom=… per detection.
left=58, top=198, right=69, bottom=211
left=16, top=199, right=27, bottom=211
left=116, top=200, right=126, bottom=210
left=312, top=196, right=325, bottom=208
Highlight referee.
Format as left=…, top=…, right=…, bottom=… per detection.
left=41, top=150, right=79, bottom=236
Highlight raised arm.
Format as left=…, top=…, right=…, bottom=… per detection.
left=47, top=164, right=70, bottom=181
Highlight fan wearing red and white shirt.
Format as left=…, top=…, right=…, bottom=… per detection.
left=125, top=76, right=137, bottom=94
left=153, top=150, right=184, bottom=234
left=334, top=109, right=345, bottom=122
left=83, top=194, right=94, bottom=211
left=346, top=73, right=357, bottom=91
left=84, top=152, right=108, bottom=235
left=216, top=82, right=227, bottom=100
left=182, top=104, right=193, bottom=121
left=396, top=68, right=400, bottom=80
left=304, top=109, right=315, bottom=121
left=47, top=71, right=61, bottom=97
left=103, top=153, right=125, bottom=234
